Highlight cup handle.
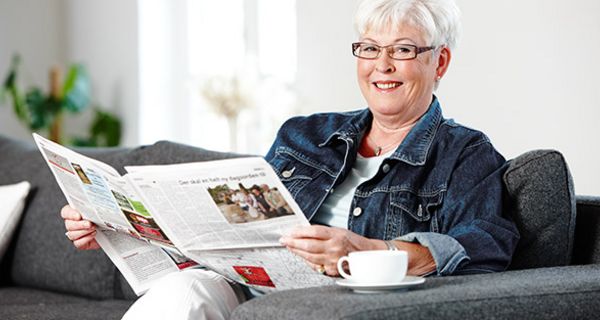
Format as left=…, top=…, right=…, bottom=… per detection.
left=337, top=256, right=352, bottom=280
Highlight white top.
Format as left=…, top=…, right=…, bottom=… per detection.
left=312, top=150, right=393, bottom=228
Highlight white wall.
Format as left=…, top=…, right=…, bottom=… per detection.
left=65, top=0, right=139, bottom=146
left=137, top=0, right=189, bottom=145
left=296, top=0, right=600, bottom=195
left=296, top=0, right=363, bottom=114
left=1, top=0, right=598, bottom=195
left=0, top=0, right=139, bottom=146
left=0, top=0, right=66, bottom=141
left=442, top=0, right=600, bottom=196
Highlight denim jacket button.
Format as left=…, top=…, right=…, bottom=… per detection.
left=281, top=167, right=296, bottom=178
left=382, top=164, right=390, bottom=173
left=352, top=207, right=363, bottom=217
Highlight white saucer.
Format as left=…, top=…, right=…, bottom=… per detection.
left=335, top=276, right=425, bottom=293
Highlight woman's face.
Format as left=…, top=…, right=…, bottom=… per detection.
left=357, top=24, right=448, bottom=123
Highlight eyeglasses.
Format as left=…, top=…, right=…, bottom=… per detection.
left=352, top=42, right=436, bottom=61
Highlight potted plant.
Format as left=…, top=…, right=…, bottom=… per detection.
left=1, top=54, right=121, bottom=147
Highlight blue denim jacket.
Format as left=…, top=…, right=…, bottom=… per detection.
left=265, top=97, right=519, bottom=275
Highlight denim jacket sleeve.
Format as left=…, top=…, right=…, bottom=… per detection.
left=396, top=140, right=520, bottom=276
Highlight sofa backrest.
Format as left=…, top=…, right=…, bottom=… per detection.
left=503, top=150, right=577, bottom=270
left=0, top=135, right=135, bottom=299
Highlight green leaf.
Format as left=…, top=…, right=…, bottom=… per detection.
left=70, top=137, right=95, bottom=147
left=24, top=89, right=45, bottom=128
left=3, top=55, right=20, bottom=88
left=3, top=68, right=16, bottom=89
left=62, top=64, right=91, bottom=113
left=8, top=86, right=28, bottom=122
left=91, top=109, right=122, bottom=146
left=2, top=55, right=29, bottom=122
left=71, top=109, right=122, bottom=147
left=26, top=89, right=61, bottom=130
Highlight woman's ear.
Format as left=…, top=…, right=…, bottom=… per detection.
left=435, top=46, right=452, bottom=79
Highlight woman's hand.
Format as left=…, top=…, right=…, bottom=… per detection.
left=391, top=240, right=437, bottom=276
left=61, top=205, right=100, bottom=250
left=280, top=225, right=438, bottom=277
left=279, top=225, right=379, bottom=276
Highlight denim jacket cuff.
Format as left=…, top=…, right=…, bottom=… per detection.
left=395, top=232, right=470, bottom=276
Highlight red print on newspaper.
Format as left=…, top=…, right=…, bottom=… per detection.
left=233, top=266, right=276, bottom=288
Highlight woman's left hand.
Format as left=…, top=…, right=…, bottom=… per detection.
left=279, top=225, right=378, bottom=276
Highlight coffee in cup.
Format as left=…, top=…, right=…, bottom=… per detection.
left=337, top=250, right=408, bottom=284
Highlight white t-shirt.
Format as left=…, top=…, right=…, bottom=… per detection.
left=311, top=150, right=393, bottom=228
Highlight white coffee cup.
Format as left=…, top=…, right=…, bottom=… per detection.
left=337, top=250, right=408, bottom=284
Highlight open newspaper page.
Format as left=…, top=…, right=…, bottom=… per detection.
left=125, top=158, right=334, bottom=291
left=33, top=134, right=196, bottom=295
left=95, top=230, right=196, bottom=296
left=185, top=247, right=335, bottom=293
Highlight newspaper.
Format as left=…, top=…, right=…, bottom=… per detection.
left=33, top=134, right=334, bottom=295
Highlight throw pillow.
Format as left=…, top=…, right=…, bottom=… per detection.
left=0, top=181, right=31, bottom=263
left=504, top=150, right=576, bottom=270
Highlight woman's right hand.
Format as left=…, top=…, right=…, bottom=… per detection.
left=61, top=205, right=100, bottom=250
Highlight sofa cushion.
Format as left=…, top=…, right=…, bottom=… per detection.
left=231, top=265, right=600, bottom=320
left=0, top=287, right=133, bottom=320
left=503, top=150, right=576, bottom=269
left=0, top=135, right=137, bottom=299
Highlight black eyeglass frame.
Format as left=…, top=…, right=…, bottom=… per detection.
left=351, top=42, right=437, bottom=61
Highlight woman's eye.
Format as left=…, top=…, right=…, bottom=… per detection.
left=395, top=46, right=412, bottom=54
left=362, top=45, right=379, bottom=52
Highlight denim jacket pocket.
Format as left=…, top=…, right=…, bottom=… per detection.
left=269, top=148, right=328, bottom=198
left=388, top=190, right=444, bottom=237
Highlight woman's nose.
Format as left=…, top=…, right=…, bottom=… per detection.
left=375, top=53, right=396, bottom=73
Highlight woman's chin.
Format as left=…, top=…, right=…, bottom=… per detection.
left=368, top=104, right=408, bottom=117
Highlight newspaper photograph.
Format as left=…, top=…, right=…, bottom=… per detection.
left=124, top=157, right=311, bottom=252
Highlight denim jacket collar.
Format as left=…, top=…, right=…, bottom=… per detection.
left=318, top=96, right=442, bottom=167
left=317, top=110, right=371, bottom=147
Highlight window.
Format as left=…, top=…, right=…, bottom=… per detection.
left=138, top=0, right=297, bottom=154
left=257, top=0, right=297, bottom=83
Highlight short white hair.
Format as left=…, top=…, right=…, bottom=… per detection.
left=354, top=0, right=462, bottom=50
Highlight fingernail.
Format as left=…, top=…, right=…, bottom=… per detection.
left=279, top=236, right=287, bottom=244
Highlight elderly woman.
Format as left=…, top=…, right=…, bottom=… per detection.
left=275, top=0, right=520, bottom=277
left=60, top=0, right=519, bottom=319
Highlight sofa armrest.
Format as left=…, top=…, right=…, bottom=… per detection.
left=576, top=196, right=600, bottom=209
left=572, top=196, right=600, bottom=265
left=231, top=265, right=600, bottom=320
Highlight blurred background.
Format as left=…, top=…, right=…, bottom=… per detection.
left=0, top=0, right=598, bottom=195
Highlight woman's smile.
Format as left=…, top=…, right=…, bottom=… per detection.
left=373, top=80, right=403, bottom=91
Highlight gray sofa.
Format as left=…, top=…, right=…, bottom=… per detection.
left=0, top=134, right=598, bottom=320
